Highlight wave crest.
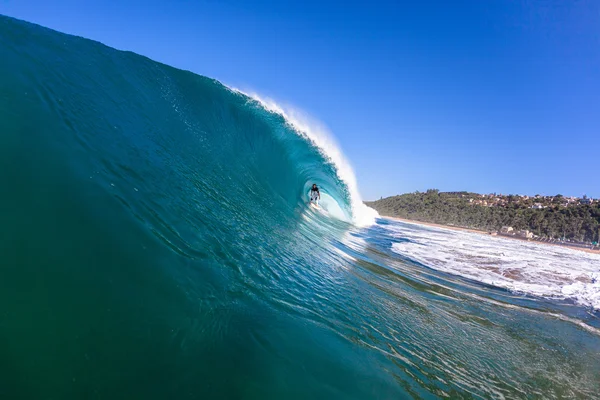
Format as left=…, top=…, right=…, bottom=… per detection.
left=229, top=87, right=378, bottom=226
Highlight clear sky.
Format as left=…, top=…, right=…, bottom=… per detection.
left=2, top=0, right=599, bottom=200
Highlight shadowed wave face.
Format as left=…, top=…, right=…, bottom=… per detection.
left=1, top=16, right=600, bottom=400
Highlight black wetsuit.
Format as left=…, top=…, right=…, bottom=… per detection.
left=310, top=187, right=320, bottom=202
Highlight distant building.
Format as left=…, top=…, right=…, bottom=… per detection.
left=581, top=195, right=591, bottom=205
left=500, top=226, right=514, bottom=234
left=517, top=230, right=534, bottom=239
left=531, top=203, right=545, bottom=209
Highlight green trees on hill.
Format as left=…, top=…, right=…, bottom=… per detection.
left=365, top=190, right=600, bottom=243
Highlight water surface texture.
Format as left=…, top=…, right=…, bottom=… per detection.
left=1, top=16, right=599, bottom=399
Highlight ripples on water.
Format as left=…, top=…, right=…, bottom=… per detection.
left=304, top=218, right=600, bottom=398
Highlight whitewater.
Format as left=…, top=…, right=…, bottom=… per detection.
left=388, top=220, right=600, bottom=311
left=1, top=15, right=599, bottom=399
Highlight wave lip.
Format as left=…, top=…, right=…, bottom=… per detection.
left=228, top=87, right=378, bottom=227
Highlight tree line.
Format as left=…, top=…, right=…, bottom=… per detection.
left=366, top=190, right=600, bottom=243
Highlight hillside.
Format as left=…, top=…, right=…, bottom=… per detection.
left=366, top=190, right=600, bottom=244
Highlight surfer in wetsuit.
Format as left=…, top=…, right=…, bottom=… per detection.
left=310, top=184, right=320, bottom=205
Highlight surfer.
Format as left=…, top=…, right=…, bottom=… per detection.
left=310, top=184, right=320, bottom=206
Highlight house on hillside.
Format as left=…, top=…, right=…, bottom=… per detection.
left=581, top=195, right=591, bottom=205
left=517, top=230, right=534, bottom=239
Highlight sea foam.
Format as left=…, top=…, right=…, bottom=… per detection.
left=387, top=220, right=600, bottom=310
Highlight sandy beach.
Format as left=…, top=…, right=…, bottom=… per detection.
left=383, top=215, right=600, bottom=255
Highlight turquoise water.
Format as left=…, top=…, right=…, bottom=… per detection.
left=1, top=16, right=599, bottom=399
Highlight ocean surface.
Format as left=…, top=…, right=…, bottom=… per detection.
left=1, top=16, right=599, bottom=399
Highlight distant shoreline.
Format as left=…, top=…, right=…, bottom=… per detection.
left=366, top=191, right=600, bottom=250
left=382, top=216, right=600, bottom=255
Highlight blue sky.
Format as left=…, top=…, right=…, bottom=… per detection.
left=2, top=0, right=599, bottom=200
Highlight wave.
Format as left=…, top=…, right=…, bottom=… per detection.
left=228, top=87, right=378, bottom=226
left=2, top=15, right=600, bottom=400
